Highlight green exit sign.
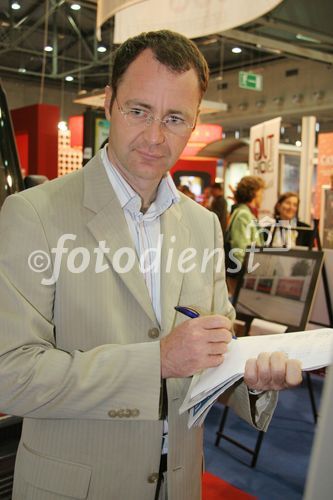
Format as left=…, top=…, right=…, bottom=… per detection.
left=239, top=71, right=263, bottom=91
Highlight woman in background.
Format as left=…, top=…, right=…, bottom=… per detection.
left=225, top=176, right=265, bottom=295
left=273, top=192, right=312, bottom=247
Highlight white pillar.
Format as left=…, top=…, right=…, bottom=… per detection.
left=299, top=116, right=316, bottom=224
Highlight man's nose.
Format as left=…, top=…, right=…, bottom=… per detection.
left=142, top=118, right=166, bottom=145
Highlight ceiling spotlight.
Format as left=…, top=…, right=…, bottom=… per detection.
left=44, top=45, right=53, bottom=52
left=295, top=140, right=302, bottom=147
left=238, top=102, right=248, bottom=111
left=97, top=45, right=107, bottom=53
left=11, top=2, right=21, bottom=10
left=232, top=47, right=242, bottom=54
left=273, top=96, right=284, bottom=105
left=70, top=3, right=81, bottom=10
left=256, top=99, right=266, bottom=108
left=292, top=93, right=303, bottom=103
left=313, top=90, right=324, bottom=101
left=18, top=67, right=26, bottom=73
left=65, top=75, right=74, bottom=82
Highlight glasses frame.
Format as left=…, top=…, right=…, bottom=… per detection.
left=115, top=97, right=196, bottom=137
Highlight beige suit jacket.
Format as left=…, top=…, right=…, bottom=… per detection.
left=0, top=154, right=277, bottom=499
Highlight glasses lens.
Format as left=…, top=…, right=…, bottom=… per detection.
left=164, top=121, right=191, bottom=137
left=123, top=110, right=148, bottom=126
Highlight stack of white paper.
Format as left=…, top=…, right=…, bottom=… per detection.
left=180, top=329, right=333, bottom=428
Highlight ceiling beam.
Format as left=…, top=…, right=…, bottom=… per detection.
left=0, top=0, right=66, bottom=56
left=0, top=45, right=91, bottom=66
left=66, top=13, right=94, bottom=60
left=258, top=15, right=333, bottom=46
left=221, top=29, right=333, bottom=64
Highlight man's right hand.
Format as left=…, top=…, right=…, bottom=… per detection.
left=160, top=315, right=233, bottom=378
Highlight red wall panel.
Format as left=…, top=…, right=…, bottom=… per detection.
left=11, top=104, right=60, bottom=180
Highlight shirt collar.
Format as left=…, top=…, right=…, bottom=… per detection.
left=101, top=144, right=180, bottom=220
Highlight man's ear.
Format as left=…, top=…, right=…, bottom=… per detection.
left=104, top=85, right=112, bottom=121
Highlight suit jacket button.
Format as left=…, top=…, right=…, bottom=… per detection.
left=148, top=327, right=160, bottom=339
left=147, top=473, right=159, bottom=483
left=131, top=408, right=140, bottom=417
left=108, top=410, right=117, bottom=418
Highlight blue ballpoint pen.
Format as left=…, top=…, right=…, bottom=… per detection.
left=174, top=305, right=237, bottom=339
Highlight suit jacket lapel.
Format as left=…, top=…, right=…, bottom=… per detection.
left=83, top=156, right=156, bottom=324
left=160, top=201, right=190, bottom=335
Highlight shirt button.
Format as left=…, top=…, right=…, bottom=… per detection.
left=108, top=410, right=118, bottom=418
left=148, top=327, right=160, bottom=339
left=147, top=473, right=159, bottom=484
left=131, top=408, right=140, bottom=417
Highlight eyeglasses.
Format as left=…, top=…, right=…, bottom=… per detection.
left=116, top=98, right=195, bottom=137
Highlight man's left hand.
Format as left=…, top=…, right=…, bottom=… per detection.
left=244, top=351, right=302, bottom=392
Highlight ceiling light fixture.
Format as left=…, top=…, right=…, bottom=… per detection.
left=273, top=96, right=284, bottom=105
left=11, top=2, right=21, bottom=10
left=292, top=93, right=303, bottom=104
left=97, top=45, right=107, bottom=53
left=65, top=75, right=74, bottom=82
left=295, top=140, right=302, bottom=147
left=256, top=99, right=266, bottom=108
left=296, top=33, right=320, bottom=44
left=18, top=67, right=26, bottom=73
left=70, top=3, right=81, bottom=10
left=232, top=47, right=242, bottom=54
left=44, top=45, right=53, bottom=52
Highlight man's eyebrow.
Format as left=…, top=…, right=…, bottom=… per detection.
left=125, top=99, right=153, bottom=110
left=124, top=99, right=189, bottom=117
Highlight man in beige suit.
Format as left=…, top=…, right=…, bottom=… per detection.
left=0, top=31, right=301, bottom=499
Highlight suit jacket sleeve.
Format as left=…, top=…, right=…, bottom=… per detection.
left=0, top=194, right=161, bottom=420
left=212, top=214, right=278, bottom=431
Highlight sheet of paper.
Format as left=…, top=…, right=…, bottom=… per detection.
left=190, top=329, right=333, bottom=400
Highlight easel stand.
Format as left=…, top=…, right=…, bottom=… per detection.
left=215, top=222, right=331, bottom=465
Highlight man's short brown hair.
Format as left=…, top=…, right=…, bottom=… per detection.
left=110, top=30, right=209, bottom=104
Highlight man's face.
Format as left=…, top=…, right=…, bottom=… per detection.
left=105, top=49, right=201, bottom=188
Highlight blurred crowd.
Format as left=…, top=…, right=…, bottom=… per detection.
left=178, top=176, right=311, bottom=257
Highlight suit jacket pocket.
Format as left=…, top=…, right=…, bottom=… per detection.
left=21, top=442, right=91, bottom=499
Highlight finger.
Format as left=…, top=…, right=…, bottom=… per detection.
left=285, top=359, right=303, bottom=387
left=206, top=354, right=224, bottom=368
left=201, top=315, right=232, bottom=331
left=270, top=351, right=288, bottom=387
left=244, top=358, right=259, bottom=388
left=206, top=329, right=232, bottom=344
left=256, top=352, right=271, bottom=387
left=207, top=342, right=229, bottom=356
